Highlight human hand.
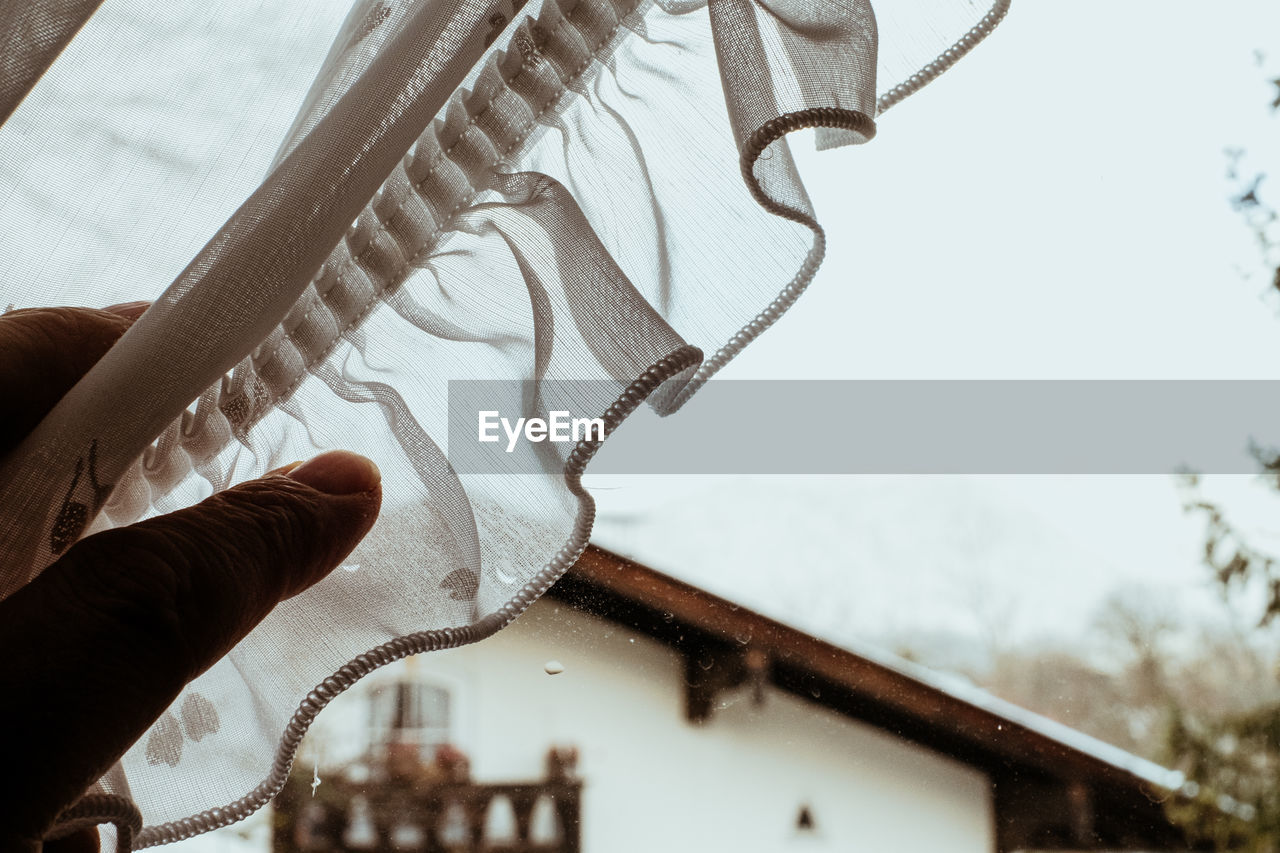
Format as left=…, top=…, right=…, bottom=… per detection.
left=0, top=305, right=382, bottom=852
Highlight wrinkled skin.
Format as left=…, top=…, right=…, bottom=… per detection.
left=0, top=305, right=382, bottom=852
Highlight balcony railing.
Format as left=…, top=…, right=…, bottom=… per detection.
left=273, top=774, right=582, bottom=853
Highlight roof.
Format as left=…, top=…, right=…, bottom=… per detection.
left=548, top=545, right=1209, bottom=852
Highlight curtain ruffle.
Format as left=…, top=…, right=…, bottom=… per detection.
left=0, top=0, right=1009, bottom=846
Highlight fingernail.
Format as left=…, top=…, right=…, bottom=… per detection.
left=266, top=460, right=304, bottom=477
left=104, top=300, right=150, bottom=321
left=286, top=451, right=380, bottom=495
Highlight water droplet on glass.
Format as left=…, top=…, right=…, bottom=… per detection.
left=628, top=638, right=635, bottom=644
left=544, top=660, right=565, bottom=675
left=809, top=686, right=821, bottom=699
left=662, top=612, right=674, bottom=623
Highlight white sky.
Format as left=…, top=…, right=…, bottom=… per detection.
left=587, top=0, right=1280, bottom=651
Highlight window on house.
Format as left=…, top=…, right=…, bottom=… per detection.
left=368, top=680, right=451, bottom=762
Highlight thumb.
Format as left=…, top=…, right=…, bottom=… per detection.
left=0, top=450, right=381, bottom=847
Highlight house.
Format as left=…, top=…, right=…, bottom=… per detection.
left=272, top=545, right=1206, bottom=853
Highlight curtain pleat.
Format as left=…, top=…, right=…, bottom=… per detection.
left=0, top=0, right=1009, bottom=845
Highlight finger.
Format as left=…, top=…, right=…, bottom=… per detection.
left=0, top=450, right=381, bottom=847
left=0, top=306, right=143, bottom=455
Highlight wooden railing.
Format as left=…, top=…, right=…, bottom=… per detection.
left=273, top=775, right=582, bottom=853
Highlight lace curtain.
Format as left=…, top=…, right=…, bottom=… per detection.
left=0, top=0, right=1008, bottom=846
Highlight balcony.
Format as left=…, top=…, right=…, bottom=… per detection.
left=273, top=747, right=582, bottom=853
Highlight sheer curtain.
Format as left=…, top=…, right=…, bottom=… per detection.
left=0, top=0, right=1009, bottom=846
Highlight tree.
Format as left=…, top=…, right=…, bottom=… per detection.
left=949, top=587, right=1276, bottom=850
left=1169, top=64, right=1280, bottom=853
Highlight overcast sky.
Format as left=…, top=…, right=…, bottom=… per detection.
left=588, top=0, right=1280, bottom=650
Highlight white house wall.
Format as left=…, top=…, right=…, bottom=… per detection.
left=308, top=598, right=996, bottom=853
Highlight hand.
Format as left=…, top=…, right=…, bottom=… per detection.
left=0, top=305, right=382, bottom=852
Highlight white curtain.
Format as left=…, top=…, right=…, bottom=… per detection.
left=0, top=0, right=1009, bottom=845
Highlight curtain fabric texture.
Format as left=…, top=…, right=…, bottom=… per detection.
left=0, top=0, right=1009, bottom=846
